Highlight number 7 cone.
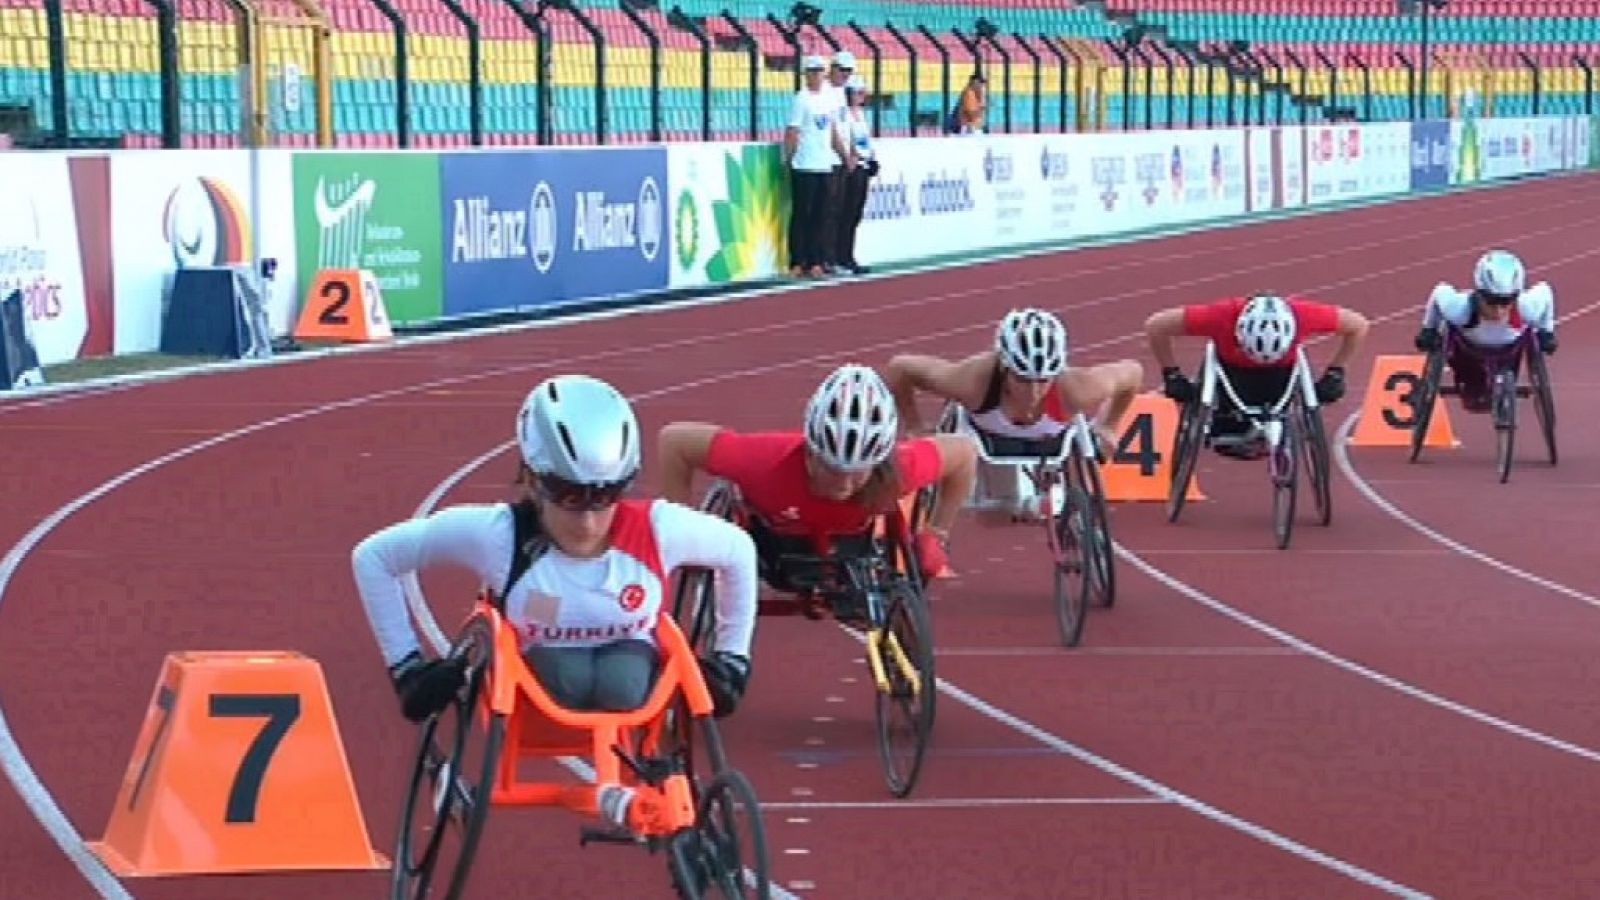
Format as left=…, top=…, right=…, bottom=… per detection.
left=87, top=651, right=389, bottom=876
left=1103, top=392, right=1206, bottom=503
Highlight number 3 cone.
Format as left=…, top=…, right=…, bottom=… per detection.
left=87, top=651, right=389, bottom=876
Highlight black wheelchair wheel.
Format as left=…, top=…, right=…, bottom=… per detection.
left=1528, top=345, right=1558, bottom=465
left=873, top=581, right=936, bottom=798
left=1167, top=396, right=1209, bottom=524
left=1300, top=401, right=1333, bottom=527
left=1409, top=348, right=1446, bottom=464
left=1050, top=483, right=1092, bottom=648
left=672, top=482, right=740, bottom=654
left=392, top=615, right=504, bottom=900
left=1494, top=369, right=1517, bottom=484
left=1069, top=448, right=1116, bottom=609
left=669, top=768, right=772, bottom=900
left=1272, top=416, right=1300, bottom=551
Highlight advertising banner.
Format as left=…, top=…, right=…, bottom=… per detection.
left=439, top=146, right=668, bottom=317
left=0, top=152, right=91, bottom=366
left=292, top=151, right=444, bottom=324
left=667, top=142, right=789, bottom=289
left=108, top=149, right=299, bottom=353
left=1358, top=122, right=1412, bottom=198
left=854, top=137, right=987, bottom=266
left=1246, top=127, right=1283, bottom=213
left=1409, top=120, right=1450, bottom=191
left=1303, top=124, right=1366, bottom=205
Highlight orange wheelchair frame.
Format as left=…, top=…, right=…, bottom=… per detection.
left=671, top=479, right=938, bottom=799
left=392, top=591, right=771, bottom=900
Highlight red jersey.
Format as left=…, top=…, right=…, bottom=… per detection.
left=1183, top=297, right=1341, bottom=369
left=704, top=430, right=943, bottom=536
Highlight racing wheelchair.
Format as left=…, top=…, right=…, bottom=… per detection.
left=1406, top=321, right=1557, bottom=483
left=915, top=401, right=1115, bottom=649
left=1167, top=341, right=1333, bottom=550
left=671, top=480, right=937, bottom=799
left=393, top=589, right=771, bottom=900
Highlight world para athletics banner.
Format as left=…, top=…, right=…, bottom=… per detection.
left=439, top=146, right=668, bottom=316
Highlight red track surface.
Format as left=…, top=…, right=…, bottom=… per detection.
left=4, top=173, right=1600, bottom=899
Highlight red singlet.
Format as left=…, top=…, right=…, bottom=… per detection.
left=704, top=431, right=943, bottom=535
left=1183, top=296, right=1341, bottom=368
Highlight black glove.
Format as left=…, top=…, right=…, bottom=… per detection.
left=1414, top=327, right=1441, bottom=352
left=1315, top=366, right=1346, bottom=403
left=1161, top=366, right=1195, bottom=403
left=862, top=158, right=881, bottom=178
left=1537, top=329, right=1557, bottom=355
left=389, top=650, right=467, bottom=723
left=698, top=652, right=751, bottom=719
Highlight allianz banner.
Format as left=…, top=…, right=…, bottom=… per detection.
left=438, top=146, right=669, bottom=316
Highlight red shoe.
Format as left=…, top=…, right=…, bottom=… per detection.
left=915, top=530, right=951, bottom=582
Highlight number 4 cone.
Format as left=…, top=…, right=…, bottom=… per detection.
left=87, top=651, right=389, bottom=876
left=1102, top=392, right=1205, bottom=503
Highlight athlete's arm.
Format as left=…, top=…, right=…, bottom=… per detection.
left=1142, top=307, right=1191, bottom=370
left=1521, top=282, right=1557, bottom=332
left=883, top=352, right=987, bottom=434
left=351, top=504, right=512, bottom=668
left=651, top=500, right=759, bottom=660
left=919, top=434, right=978, bottom=536
left=656, top=422, right=722, bottom=506
left=1060, top=359, right=1144, bottom=433
left=1327, top=307, right=1369, bottom=367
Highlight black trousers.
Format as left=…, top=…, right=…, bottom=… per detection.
left=1211, top=363, right=1294, bottom=436
left=788, top=168, right=835, bottom=271
left=835, top=166, right=871, bottom=268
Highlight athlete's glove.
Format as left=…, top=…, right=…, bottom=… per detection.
left=1414, top=327, right=1441, bottom=352
left=1161, top=366, right=1196, bottom=403
left=1314, top=366, right=1346, bottom=403
left=389, top=650, right=466, bottom=723
left=699, top=652, right=750, bottom=718
left=1537, top=329, right=1558, bottom=355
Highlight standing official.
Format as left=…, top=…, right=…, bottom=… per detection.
left=835, top=76, right=877, bottom=275
left=786, top=55, right=852, bottom=278
left=821, top=50, right=858, bottom=274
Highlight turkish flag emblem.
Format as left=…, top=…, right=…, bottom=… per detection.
left=619, top=584, right=646, bottom=612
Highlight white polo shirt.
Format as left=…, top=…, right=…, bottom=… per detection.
left=788, top=85, right=842, bottom=172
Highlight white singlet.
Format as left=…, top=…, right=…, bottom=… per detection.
left=964, top=366, right=1075, bottom=443
left=353, top=498, right=758, bottom=667
left=1423, top=281, right=1555, bottom=349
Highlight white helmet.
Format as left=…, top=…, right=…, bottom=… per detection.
left=803, top=364, right=899, bottom=472
left=996, top=308, right=1067, bottom=380
left=516, top=374, right=640, bottom=485
left=1474, top=250, right=1525, bottom=299
left=1234, top=294, right=1298, bottom=365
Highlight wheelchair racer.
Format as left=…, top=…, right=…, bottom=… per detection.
left=353, top=375, right=761, bottom=785
left=1413, top=249, right=1558, bottom=413
left=1144, top=293, right=1369, bottom=459
left=657, top=363, right=978, bottom=585
left=882, top=307, right=1143, bottom=520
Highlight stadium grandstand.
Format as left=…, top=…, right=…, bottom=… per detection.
left=0, top=0, right=1592, bottom=149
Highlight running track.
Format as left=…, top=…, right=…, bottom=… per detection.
left=2, top=172, right=1599, bottom=900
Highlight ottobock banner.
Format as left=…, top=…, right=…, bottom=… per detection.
left=439, top=146, right=669, bottom=317
left=1409, top=120, right=1450, bottom=191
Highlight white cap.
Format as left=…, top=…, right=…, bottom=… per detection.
left=845, top=74, right=866, bottom=92
left=833, top=50, right=856, bottom=69
left=803, top=54, right=826, bottom=71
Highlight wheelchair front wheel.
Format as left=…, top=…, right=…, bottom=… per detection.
left=873, top=582, right=936, bottom=798
left=670, top=768, right=772, bottom=899
left=392, top=616, right=503, bottom=900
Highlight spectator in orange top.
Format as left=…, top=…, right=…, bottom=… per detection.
left=956, top=71, right=987, bottom=134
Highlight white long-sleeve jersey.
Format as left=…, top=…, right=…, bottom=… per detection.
left=352, top=497, right=759, bottom=668
left=1422, top=281, right=1555, bottom=349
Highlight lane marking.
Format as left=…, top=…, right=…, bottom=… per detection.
left=5, top=175, right=1584, bottom=898
left=934, top=646, right=1305, bottom=657
left=1113, top=547, right=1600, bottom=765
left=764, top=796, right=1170, bottom=810
left=2, top=171, right=1589, bottom=416
left=1333, top=301, right=1600, bottom=613
left=832, top=626, right=1430, bottom=898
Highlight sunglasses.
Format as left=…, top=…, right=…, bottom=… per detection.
left=535, top=473, right=631, bottom=512
left=1477, top=290, right=1516, bottom=308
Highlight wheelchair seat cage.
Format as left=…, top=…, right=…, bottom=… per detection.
left=942, top=403, right=1101, bottom=495
left=1199, top=341, right=1320, bottom=451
